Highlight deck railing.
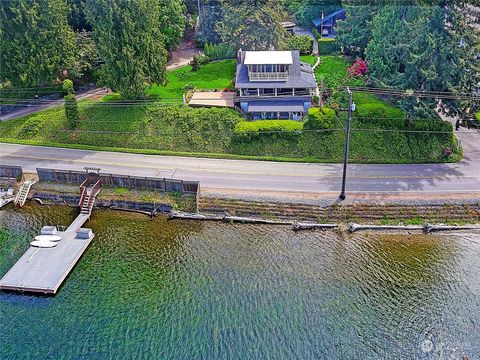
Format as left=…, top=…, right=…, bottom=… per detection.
left=248, top=71, right=289, bottom=81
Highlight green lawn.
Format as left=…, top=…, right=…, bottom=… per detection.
left=315, top=55, right=365, bottom=89
left=147, top=60, right=236, bottom=101
left=300, top=55, right=317, bottom=66
left=102, top=60, right=236, bottom=104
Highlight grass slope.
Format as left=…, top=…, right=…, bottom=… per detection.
left=0, top=100, right=460, bottom=163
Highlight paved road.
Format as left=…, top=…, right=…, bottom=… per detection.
left=0, top=88, right=107, bottom=121
left=1, top=143, right=480, bottom=196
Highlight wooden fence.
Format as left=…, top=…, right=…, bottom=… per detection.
left=0, top=165, right=23, bottom=178
left=36, top=168, right=200, bottom=195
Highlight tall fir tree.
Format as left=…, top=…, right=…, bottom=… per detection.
left=442, top=1, right=480, bottom=117
left=365, top=5, right=461, bottom=117
left=216, top=0, right=287, bottom=50
left=85, top=0, right=167, bottom=99
left=336, top=2, right=379, bottom=57
left=0, top=0, right=76, bottom=87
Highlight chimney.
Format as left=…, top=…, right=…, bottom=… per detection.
left=237, top=49, right=245, bottom=64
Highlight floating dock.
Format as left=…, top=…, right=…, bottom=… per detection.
left=0, top=171, right=102, bottom=295
left=0, top=221, right=93, bottom=294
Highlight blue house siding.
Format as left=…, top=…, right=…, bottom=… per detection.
left=235, top=50, right=317, bottom=120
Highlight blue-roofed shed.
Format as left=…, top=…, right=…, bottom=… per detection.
left=312, top=8, right=346, bottom=37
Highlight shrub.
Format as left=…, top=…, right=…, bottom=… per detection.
left=190, top=56, right=201, bottom=72
left=19, top=117, right=45, bottom=138
left=347, top=58, right=368, bottom=78
left=318, top=38, right=338, bottom=55
left=198, top=55, right=211, bottom=65
left=64, top=94, right=79, bottom=129
left=62, top=79, right=75, bottom=95
left=285, top=35, right=313, bottom=55
left=304, top=107, right=337, bottom=129
left=204, top=43, right=237, bottom=60
left=235, top=120, right=303, bottom=134
left=354, top=101, right=406, bottom=128
left=476, top=111, right=480, bottom=122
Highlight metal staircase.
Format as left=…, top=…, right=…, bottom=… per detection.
left=14, top=180, right=36, bottom=207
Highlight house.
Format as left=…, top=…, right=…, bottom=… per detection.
left=312, top=9, right=346, bottom=38
left=235, top=50, right=317, bottom=120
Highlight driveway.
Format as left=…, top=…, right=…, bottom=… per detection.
left=167, top=38, right=202, bottom=70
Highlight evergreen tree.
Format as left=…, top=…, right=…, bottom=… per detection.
left=0, top=0, right=76, bottom=87
left=197, top=0, right=224, bottom=44
left=216, top=0, right=287, bottom=50
left=336, top=2, right=379, bottom=57
left=67, top=0, right=91, bottom=31
left=63, top=79, right=79, bottom=129
left=85, top=0, right=167, bottom=99
left=442, top=1, right=480, bottom=117
left=365, top=5, right=461, bottom=117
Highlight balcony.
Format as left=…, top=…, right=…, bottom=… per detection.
left=248, top=71, right=289, bottom=81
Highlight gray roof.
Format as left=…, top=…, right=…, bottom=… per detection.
left=235, top=50, right=317, bottom=89
left=247, top=100, right=305, bottom=113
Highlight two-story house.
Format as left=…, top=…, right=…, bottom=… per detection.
left=235, top=50, right=317, bottom=120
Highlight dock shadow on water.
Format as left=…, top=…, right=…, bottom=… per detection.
left=0, top=204, right=479, bottom=359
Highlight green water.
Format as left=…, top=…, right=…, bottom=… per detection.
left=0, top=204, right=479, bottom=359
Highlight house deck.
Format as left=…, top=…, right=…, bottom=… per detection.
left=189, top=92, right=235, bottom=108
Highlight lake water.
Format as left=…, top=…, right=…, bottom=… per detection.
left=1, top=205, right=479, bottom=359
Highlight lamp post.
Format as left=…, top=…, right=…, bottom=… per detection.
left=339, top=87, right=355, bottom=200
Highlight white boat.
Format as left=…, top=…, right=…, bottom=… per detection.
left=34, top=235, right=62, bottom=242
left=30, top=240, right=58, bottom=248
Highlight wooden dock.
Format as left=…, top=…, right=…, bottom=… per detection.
left=0, top=215, right=94, bottom=294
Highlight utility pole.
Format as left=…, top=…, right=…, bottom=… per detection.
left=320, top=11, right=324, bottom=40
left=339, top=87, right=354, bottom=200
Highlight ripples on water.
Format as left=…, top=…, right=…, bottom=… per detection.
left=0, top=205, right=479, bottom=359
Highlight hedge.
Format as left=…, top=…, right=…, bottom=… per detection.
left=204, top=43, right=237, bottom=60
left=354, top=102, right=406, bottom=128
left=318, top=38, right=338, bottom=55
left=304, top=107, right=336, bottom=129
left=235, top=120, right=303, bottom=134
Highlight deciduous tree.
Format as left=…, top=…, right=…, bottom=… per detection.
left=159, top=0, right=186, bottom=51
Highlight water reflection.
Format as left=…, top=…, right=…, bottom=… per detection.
left=0, top=204, right=479, bottom=359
